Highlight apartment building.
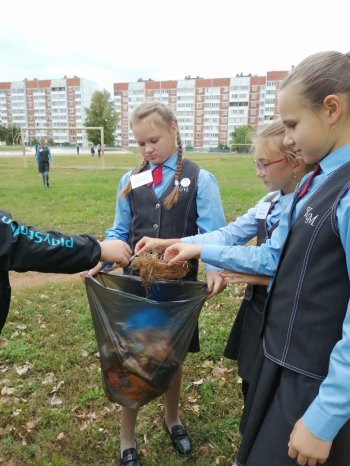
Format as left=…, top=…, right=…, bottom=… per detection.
left=0, top=71, right=288, bottom=150
left=113, top=70, right=288, bottom=150
left=0, top=77, right=99, bottom=145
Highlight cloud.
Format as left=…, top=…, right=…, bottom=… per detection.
left=0, top=0, right=348, bottom=91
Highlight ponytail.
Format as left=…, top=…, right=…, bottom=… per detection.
left=281, top=51, right=350, bottom=108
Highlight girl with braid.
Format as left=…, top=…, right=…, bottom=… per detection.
left=87, top=101, right=226, bottom=466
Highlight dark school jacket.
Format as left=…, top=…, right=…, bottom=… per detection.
left=0, top=210, right=101, bottom=333
left=263, top=163, right=350, bottom=379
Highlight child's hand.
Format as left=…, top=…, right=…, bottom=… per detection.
left=99, top=240, right=131, bottom=267
left=164, top=243, right=202, bottom=265
left=135, top=236, right=154, bottom=255
left=81, top=261, right=103, bottom=278
left=288, top=418, right=332, bottom=466
left=135, top=236, right=177, bottom=255
left=206, top=270, right=227, bottom=299
left=221, top=271, right=270, bottom=286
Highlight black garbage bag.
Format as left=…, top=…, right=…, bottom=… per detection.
left=85, top=272, right=207, bottom=409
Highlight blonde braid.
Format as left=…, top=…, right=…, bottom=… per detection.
left=163, top=128, right=182, bottom=209
left=119, top=158, right=149, bottom=198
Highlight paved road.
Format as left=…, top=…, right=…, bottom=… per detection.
left=0, top=148, right=131, bottom=157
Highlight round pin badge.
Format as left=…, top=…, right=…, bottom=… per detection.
left=180, top=178, right=191, bottom=188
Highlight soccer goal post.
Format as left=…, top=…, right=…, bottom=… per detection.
left=20, top=126, right=105, bottom=156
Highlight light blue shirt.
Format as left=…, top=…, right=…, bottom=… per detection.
left=182, top=191, right=293, bottom=248
left=201, top=144, right=350, bottom=441
left=105, top=152, right=226, bottom=272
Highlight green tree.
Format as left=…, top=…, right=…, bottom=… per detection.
left=84, top=90, right=118, bottom=145
left=231, top=125, right=254, bottom=153
left=0, top=125, right=8, bottom=143
left=0, top=125, right=22, bottom=145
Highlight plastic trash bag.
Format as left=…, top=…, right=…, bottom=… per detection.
left=85, top=272, right=207, bottom=409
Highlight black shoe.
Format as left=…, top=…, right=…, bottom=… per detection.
left=120, top=448, right=140, bottom=466
left=163, top=419, right=192, bottom=456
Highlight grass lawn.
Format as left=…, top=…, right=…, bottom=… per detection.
left=0, top=152, right=266, bottom=465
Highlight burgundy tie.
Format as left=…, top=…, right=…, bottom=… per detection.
left=147, top=165, right=163, bottom=187
left=297, top=164, right=320, bottom=199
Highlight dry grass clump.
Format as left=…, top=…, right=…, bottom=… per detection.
left=130, top=251, right=189, bottom=289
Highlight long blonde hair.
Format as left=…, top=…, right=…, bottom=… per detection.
left=120, top=101, right=183, bottom=209
left=252, top=119, right=298, bottom=162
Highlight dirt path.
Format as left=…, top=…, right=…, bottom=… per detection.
left=9, top=271, right=81, bottom=288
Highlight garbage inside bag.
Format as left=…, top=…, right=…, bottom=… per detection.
left=85, top=272, right=207, bottom=409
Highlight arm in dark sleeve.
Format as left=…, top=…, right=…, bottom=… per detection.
left=0, top=210, right=101, bottom=273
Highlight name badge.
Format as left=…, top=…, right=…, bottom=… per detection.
left=130, top=170, right=153, bottom=189
left=255, top=202, right=271, bottom=219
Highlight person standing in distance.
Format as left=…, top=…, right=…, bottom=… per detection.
left=36, top=138, right=53, bottom=188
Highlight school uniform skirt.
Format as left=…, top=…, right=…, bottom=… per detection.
left=224, top=285, right=266, bottom=385
left=235, top=351, right=350, bottom=466
left=38, top=161, right=49, bottom=173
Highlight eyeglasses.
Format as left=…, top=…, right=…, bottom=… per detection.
left=253, top=158, right=285, bottom=175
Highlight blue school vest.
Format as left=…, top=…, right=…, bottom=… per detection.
left=128, top=159, right=200, bottom=280
left=263, top=163, right=350, bottom=380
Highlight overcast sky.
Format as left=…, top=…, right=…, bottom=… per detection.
left=1, top=0, right=348, bottom=92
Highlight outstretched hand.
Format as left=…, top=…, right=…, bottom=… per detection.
left=80, top=261, right=104, bottom=278
left=80, top=240, right=131, bottom=278
left=288, top=418, right=332, bottom=466
left=99, top=240, right=131, bottom=266
left=135, top=236, right=178, bottom=255
left=221, top=271, right=270, bottom=286
left=206, top=270, right=227, bottom=299
left=164, top=243, right=203, bottom=265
